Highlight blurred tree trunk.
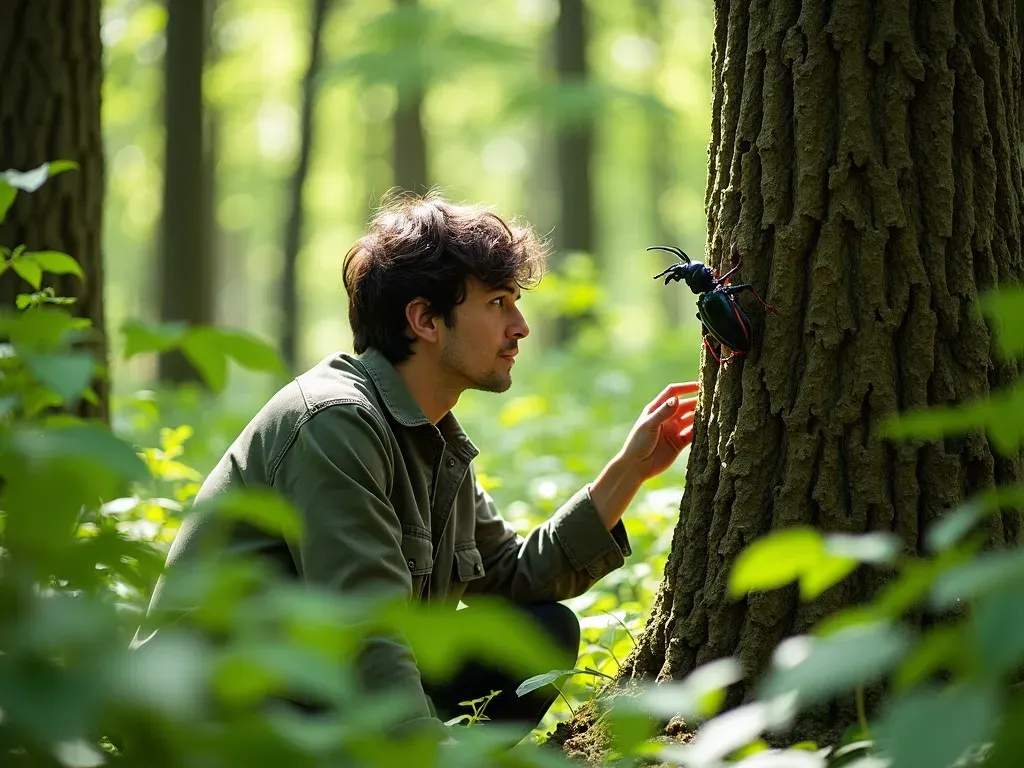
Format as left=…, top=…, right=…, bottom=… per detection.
left=0, top=0, right=108, bottom=422
left=281, top=0, right=332, bottom=374
left=393, top=0, right=428, bottom=193
left=561, top=0, right=1024, bottom=752
left=158, top=0, right=215, bottom=385
left=553, top=0, right=595, bottom=344
left=639, top=0, right=681, bottom=327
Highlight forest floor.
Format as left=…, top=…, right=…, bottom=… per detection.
left=542, top=697, right=695, bottom=767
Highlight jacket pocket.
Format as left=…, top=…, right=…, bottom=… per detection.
left=401, top=530, right=434, bottom=577
left=454, top=545, right=485, bottom=582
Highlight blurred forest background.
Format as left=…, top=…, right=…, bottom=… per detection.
left=99, top=0, right=713, bottom=737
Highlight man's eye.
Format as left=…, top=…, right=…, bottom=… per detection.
left=492, top=297, right=505, bottom=307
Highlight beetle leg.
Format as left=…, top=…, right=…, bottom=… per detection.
left=721, top=349, right=742, bottom=366
left=725, top=283, right=778, bottom=314
left=702, top=335, right=723, bottom=364
left=717, top=260, right=742, bottom=285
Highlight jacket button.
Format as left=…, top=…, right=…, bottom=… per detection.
left=473, top=563, right=482, bottom=575
left=447, top=457, right=456, bottom=467
left=407, top=558, right=416, bottom=569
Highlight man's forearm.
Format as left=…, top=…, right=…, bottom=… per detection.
left=589, top=453, right=646, bottom=531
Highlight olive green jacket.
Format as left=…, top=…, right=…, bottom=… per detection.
left=136, top=347, right=631, bottom=737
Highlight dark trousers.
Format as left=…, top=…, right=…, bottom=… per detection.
left=423, top=601, right=581, bottom=746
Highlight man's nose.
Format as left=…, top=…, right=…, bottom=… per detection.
left=510, top=309, right=530, bottom=339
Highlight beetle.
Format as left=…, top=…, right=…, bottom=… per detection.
left=649, top=245, right=777, bottom=365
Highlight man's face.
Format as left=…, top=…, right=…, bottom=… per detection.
left=437, top=277, right=530, bottom=393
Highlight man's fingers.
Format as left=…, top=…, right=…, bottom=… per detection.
left=648, top=395, right=698, bottom=425
left=665, top=423, right=695, bottom=453
left=670, top=410, right=696, bottom=430
left=646, top=383, right=700, bottom=414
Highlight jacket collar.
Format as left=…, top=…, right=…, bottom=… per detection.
left=357, top=347, right=479, bottom=461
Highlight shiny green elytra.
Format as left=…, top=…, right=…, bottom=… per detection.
left=650, top=244, right=776, bottom=364
left=697, top=290, right=752, bottom=354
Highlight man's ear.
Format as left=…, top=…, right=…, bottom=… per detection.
left=405, top=298, right=440, bottom=344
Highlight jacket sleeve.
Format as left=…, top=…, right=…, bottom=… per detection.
left=465, top=466, right=632, bottom=603
left=271, top=402, right=448, bottom=741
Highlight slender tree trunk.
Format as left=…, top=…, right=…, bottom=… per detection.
left=566, top=0, right=1024, bottom=751
left=553, top=0, right=595, bottom=343
left=281, top=0, right=332, bottom=374
left=555, top=0, right=594, bottom=259
left=158, top=0, right=214, bottom=385
left=0, top=0, right=108, bottom=422
left=392, top=0, right=428, bottom=194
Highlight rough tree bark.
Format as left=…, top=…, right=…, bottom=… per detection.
left=0, top=0, right=108, bottom=422
left=563, top=0, right=1024, bottom=753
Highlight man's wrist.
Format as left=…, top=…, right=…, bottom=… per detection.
left=590, top=453, right=645, bottom=530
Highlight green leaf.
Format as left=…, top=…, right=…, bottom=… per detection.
left=930, top=548, right=1024, bottom=608
left=980, top=286, right=1024, bottom=360
left=206, top=488, right=304, bottom=543
left=108, top=631, right=211, bottom=720
left=730, top=528, right=824, bottom=596
left=23, top=352, right=94, bottom=404
left=971, top=581, right=1024, bottom=674
left=985, top=697, right=1024, bottom=768
left=894, top=626, right=963, bottom=690
left=181, top=328, right=229, bottom=392
left=47, top=160, right=79, bottom=176
left=632, top=657, right=743, bottom=720
left=603, top=698, right=659, bottom=758
left=672, top=700, right=795, bottom=767
left=730, top=527, right=879, bottom=600
left=516, top=668, right=583, bottom=697
left=1, top=160, right=79, bottom=193
left=758, top=622, right=911, bottom=710
left=12, top=258, right=43, bottom=289
left=799, top=556, right=859, bottom=601
left=0, top=180, right=15, bottom=223
left=121, top=319, right=187, bottom=359
left=2, top=306, right=91, bottom=351
left=26, top=251, right=85, bottom=280
left=874, top=684, right=999, bottom=768
left=827, top=741, right=875, bottom=767
left=378, top=596, right=566, bottom=684
left=880, top=382, right=1024, bottom=456
left=927, top=485, right=1024, bottom=552
left=0, top=424, right=150, bottom=556
left=212, top=329, right=287, bottom=375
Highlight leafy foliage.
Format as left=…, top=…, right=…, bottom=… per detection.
left=7, top=154, right=1023, bottom=767
left=0, top=164, right=588, bottom=767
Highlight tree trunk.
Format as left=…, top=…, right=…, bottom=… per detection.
left=281, top=0, right=332, bottom=374
left=158, top=0, right=215, bottom=385
left=0, top=0, right=108, bottom=422
left=392, top=0, right=428, bottom=194
left=553, top=0, right=595, bottom=344
left=614, top=0, right=1024, bottom=748
left=555, top=0, right=594, bottom=259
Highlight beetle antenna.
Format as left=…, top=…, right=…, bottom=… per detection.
left=646, top=245, right=691, bottom=264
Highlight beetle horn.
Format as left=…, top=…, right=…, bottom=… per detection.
left=646, top=245, right=691, bottom=264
